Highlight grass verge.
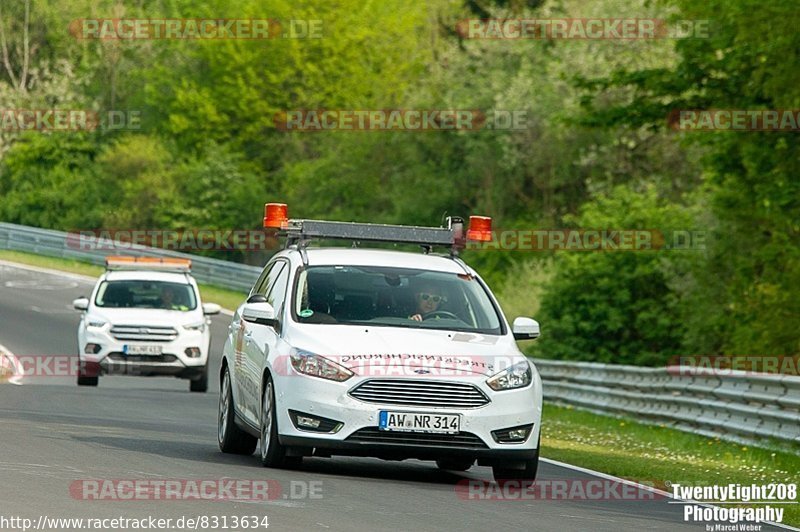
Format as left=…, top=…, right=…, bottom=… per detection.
left=0, top=250, right=247, bottom=310
left=543, top=404, right=800, bottom=526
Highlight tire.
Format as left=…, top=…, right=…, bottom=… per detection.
left=218, top=366, right=257, bottom=455
left=259, top=376, right=301, bottom=469
left=492, top=439, right=539, bottom=485
left=77, top=375, right=98, bottom=386
left=436, top=459, right=474, bottom=472
left=77, top=358, right=99, bottom=386
left=189, top=363, right=208, bottom=393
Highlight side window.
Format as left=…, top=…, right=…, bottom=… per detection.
left=250, top=264, right=273, bottom=297
left=266, top=262, right=290, bottom=318
left=253, top=261, right=283, bottom=297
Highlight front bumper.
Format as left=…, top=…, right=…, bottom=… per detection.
left=79, top=327, right=208, bottom=378
left=273, top=370, right=542, bottom=463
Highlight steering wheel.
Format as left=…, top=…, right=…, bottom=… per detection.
left=422, top=310, right=460, bottom=321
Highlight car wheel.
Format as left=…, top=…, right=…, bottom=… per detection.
left=190, top=363, right=208, bottom=393
left=492, top=438, right=539, bottom=485
left=77, top=375, right=98, bottom=386
left=259, top=376, right=301, bottom=469
left=77, top=358, right=99, bottom=386
left=436, top=459, right=474, bottom=472
left=218, top=366, right=257, bottom=455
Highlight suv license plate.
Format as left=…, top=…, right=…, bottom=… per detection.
left=123, top=345, right=162, bottom=356
left=379, top=411, right=460, bottom=434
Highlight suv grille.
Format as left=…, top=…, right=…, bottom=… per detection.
left=346, top=428, right=488, bottom=449
left=349, top=379, right=489, bottom=409
left=110, top=325, right=178, bottom=342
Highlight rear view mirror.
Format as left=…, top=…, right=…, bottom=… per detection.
left=202, top=303, right=221, bottom=316
left=512, top=317, right=540, bottom=340
left=73, top=297, right=89, bottom=311
left=242, top=301, right=276, bottom=327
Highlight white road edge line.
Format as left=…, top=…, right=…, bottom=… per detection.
left=541, top=457, right=799, bottom=531
left=0, top=259, right=237, bottom=316
left=0, top=342, right=24, bottom=385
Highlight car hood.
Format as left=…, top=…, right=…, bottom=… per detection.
left=287, top=325, right=525, bottom=377
left=87, top=307, right=202, bottom=327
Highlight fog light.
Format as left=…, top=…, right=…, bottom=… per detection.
left=297, top=416, right=321, bottom=429
left=184, top=347, right=201, bottom=358
left=508, top=428, right=528, bottom=439
left=84, top=343, right=101, bottom=354
left=491, top=424, right=534, bottom=444
left=288, top=410, right=342, bottom=433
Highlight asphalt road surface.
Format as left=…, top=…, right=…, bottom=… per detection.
left=0, top=261, right=787, bottom=531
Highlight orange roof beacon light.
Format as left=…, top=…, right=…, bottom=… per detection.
left=263, top=203, right=289, bottom=229
left=105, top=256, right=192, bottom=272
left=466, top=215, right=493, bottom=242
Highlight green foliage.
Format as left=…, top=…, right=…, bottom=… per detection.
left=531, top=186, right=695, bottom=365
left=0, top=0, right=796, bottom=363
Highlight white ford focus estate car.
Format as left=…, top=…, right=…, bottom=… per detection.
left=218, top=205, right=543, bottom=482
left=73, top=256, right=220, bottom=391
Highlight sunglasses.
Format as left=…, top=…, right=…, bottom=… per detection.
left=419, top=293, right=445, bottom=303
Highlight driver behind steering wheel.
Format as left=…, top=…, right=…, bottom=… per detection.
left=409, top=284, right=447, bottom=322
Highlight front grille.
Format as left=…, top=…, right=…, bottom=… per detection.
left=106, top=353, right=178, bottom=363
left=110, top=325, right=178, bottom=342
left=346, top=427, right=488, bottom=449
left=349, top=379, right=490, bottom=409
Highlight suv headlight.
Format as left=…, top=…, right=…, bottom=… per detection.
left=486, top=361, right=532, bottom=391
left=183, top=321, right=206, bottom=332
left=290, top=350, right=353, bottom=382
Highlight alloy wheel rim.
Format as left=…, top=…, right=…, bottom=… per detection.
left=261, top=382, right=273, bottom=459
left=218, top=371, right=229, bottom=443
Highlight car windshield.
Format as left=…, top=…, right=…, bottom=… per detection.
left=293, top=265, right=503, bottom=334
left=94, top=280, right=197, bottom=311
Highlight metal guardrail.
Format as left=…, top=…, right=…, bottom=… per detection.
left=0, top=223, right=261, bottom=292
left=533, top=358, right=800, bottom=448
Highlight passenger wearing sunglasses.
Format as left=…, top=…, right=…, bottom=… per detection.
left=409, top=289, right=447, bottom=322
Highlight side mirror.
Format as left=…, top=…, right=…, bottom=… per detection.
left=512, top=317, right=540, bottom=340
left=242, top=301, right=276, bottom=327
left=73, top=297, right=89, bottom=311
left=202, top=303, right=221, bottom=316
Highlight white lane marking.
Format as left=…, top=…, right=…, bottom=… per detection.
left=0, top=259, right=97, bottom=283
left=541, top=457, right=799, bottom=531
left=29, top=305, right=76, bottom=314
left=0, top=342, right=23, bottom=385
left=0, top=259, right=237, bottom=315
left=4, top=280, right=79, bottom=290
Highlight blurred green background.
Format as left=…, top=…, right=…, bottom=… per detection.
left=0, top=0, right=797, bottom=365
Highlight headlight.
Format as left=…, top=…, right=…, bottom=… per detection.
left=183, top=321, right=206, bottom=332
left=87, top=320, right=106, bottom=328
left=486, top=361, right=532, bottom=391
left=290, top=350, right=353, bottom=382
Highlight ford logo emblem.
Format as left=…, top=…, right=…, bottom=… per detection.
left=413, top=369, right=430, bottom=374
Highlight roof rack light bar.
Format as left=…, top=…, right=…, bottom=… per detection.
left=281, top=219, right=458, bottom=249
left=105, top=256, right=192, bottom=272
